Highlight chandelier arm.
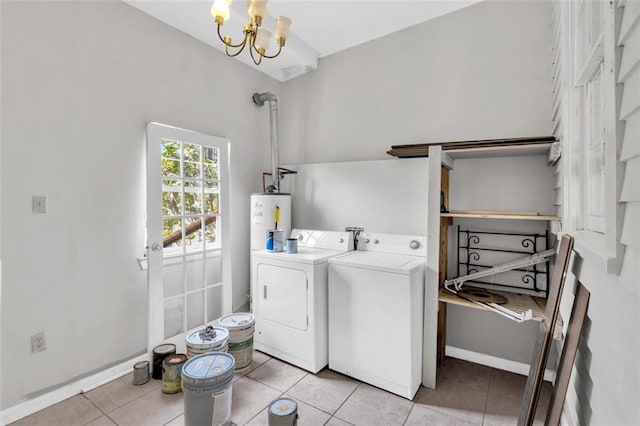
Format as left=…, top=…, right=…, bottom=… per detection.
left=217, top=23, right=249, bottom=49
left=256, top=44, right=283, bottom=59
left=248, top=42, right=263, bottom=65
left=225, top=42, right=248, bottom=58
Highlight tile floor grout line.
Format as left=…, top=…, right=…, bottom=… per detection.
left=242, top=371, right=305, bottom=396
left=139, top=378, right=165, bottom=397
left=234, top=373, right=292, bottom=425
left=84, top=375, right=164, bottom=420
left=326, top=414, right=355, bottom=426
left=275, top=372, right=363, bottom=425
left=80, top=393, right=117, bottom=426
left=280, top=372, right=356, bottom=418
left=163, top=412, right=184, bottom=426
left=243, top=353, right=271, bottom=374
left=401, top=401, right=417, bottom=426
left=419, top=381, right=490, bottom=425
left=93, top=381, right=168, bottom=425
left=238, top=369, right=316, bottom=425
left=238, top=388, right=285, bottom=426
left=244, top=357, right=310, bottom=396
left=284, top=371, right=310, bottom=393
left=240, top=355, right=364, bottom=421
left=482, top=368, right=495, bottom=426
left=329, top=381, right=362, bottom=420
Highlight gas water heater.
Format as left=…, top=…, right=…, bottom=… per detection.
left=250, top=193, right=292, bottom=251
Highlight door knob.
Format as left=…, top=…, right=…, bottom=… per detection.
left=151, top=243, right=162, bottom=252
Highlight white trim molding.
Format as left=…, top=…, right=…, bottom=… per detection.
left=445, top=345, right=556, bottom=383
left=0, top=354, right=147, bottom=425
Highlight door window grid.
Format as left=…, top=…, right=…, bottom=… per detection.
left=160, top=138, right=223, bottom=338
left=161, top=139, right=221, bottom=255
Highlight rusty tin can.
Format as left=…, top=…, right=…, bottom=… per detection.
left=162, top=353, right=188, bottom=394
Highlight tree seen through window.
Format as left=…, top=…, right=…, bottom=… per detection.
left=161, top=139, right=220, bottom=250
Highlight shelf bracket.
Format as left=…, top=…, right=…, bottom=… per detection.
left=444, top=249, right=556, bottom=323
left=445, top=249, right=556, bottom=291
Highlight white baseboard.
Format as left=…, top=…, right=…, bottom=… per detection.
left=445, top=345, right=556, bottom=382
left=0, top=354, right=148, bottom=426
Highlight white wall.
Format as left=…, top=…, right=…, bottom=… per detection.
left=281, top=158, right=429, bottom=235
left=446, top=155, right=555, bottom=364
left=280, top=1, right=552, bottom=165
left=280, top=0, right=553, bottom=364
left=0, top=0, right=277, bottom=409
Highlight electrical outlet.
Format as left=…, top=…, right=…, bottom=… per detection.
left=32, top=196, right=47, bottom=214
left=31, top=332, right=46, bottom=353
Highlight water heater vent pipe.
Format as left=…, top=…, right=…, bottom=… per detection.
left=252, top=92, right=280, bottom=192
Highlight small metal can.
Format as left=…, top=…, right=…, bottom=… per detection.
left=152, top=343, right=176, bottom=380
left=132, top=361, right=150, bottom=386
left=268, top=397, right=298, bottom=426
left=266, top=229, right=284, bottom=252
left=162, top=354, right=188, bottom=394
left=285, top=238, right=298, bottom=253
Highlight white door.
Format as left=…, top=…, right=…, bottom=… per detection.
left=146, top=122, right=232, bottom=352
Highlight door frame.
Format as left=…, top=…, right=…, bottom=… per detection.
left=146, top=122, right=232, bottom=352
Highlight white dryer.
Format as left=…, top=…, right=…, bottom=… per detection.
left=251, top=229, right=353, bottom=373
left=328, top=232, right=426, bottom=399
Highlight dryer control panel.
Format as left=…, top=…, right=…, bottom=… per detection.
left=290, top=229, right=354, bottom=251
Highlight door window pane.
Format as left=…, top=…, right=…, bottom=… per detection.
left=187, top=291, right=205, bottom=331
left=164, top=297, right=184, bottom=339
left=183, top=143, right=201, bottom=178
left=155, top=129, right=225, bottom=340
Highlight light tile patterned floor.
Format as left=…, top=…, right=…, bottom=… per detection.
left=10, top=353, right=551, bottom=426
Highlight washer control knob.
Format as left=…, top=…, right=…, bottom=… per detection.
left=362, top=237, right=370, bottom=244
left=373, top=239, right=379, bottom=244
left=338, top=237, right=344, bottom=243
left=297, top=234, right=304, bottom=241
left=409, top=240, right=421, bottom=250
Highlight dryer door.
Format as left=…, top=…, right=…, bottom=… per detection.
left=256, top=264, right=308, bottom=331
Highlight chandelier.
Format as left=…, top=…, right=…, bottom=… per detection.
left=211, top=0, right=292, bottom=65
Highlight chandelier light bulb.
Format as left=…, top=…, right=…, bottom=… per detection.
left=274, top=16, right=291, bottom=45
left=254, top=28, right=272, bottom=52
left=248, top=0, right=268, bottom=21
left=211, top=0, right=231, bottom=23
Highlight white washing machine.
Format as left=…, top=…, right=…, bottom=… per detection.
left=251, top=229, right=353, bottom=373
left=328, top=232, right=426, bottom=399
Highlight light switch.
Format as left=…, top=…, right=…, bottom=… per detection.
left=32, top=196, right=47, bottom=214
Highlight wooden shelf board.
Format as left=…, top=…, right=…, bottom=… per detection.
left=441, top=211, right=561, bottom=221
left=387, top=137, right=555, bottom=159
left=439, top=288, right=563, bottom=338
left=445, top=143, right=552, bottom=159
left=439, top=288, right=545, bottom=320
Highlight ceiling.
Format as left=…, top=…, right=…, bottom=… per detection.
left=125, top=0, right=482, bottom=82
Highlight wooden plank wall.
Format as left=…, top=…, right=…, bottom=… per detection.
left=551, top=0, right=640, bottom=424
left=618, top=0, right=640, bottom=252
left=551, top=0, right=563, bottom=226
